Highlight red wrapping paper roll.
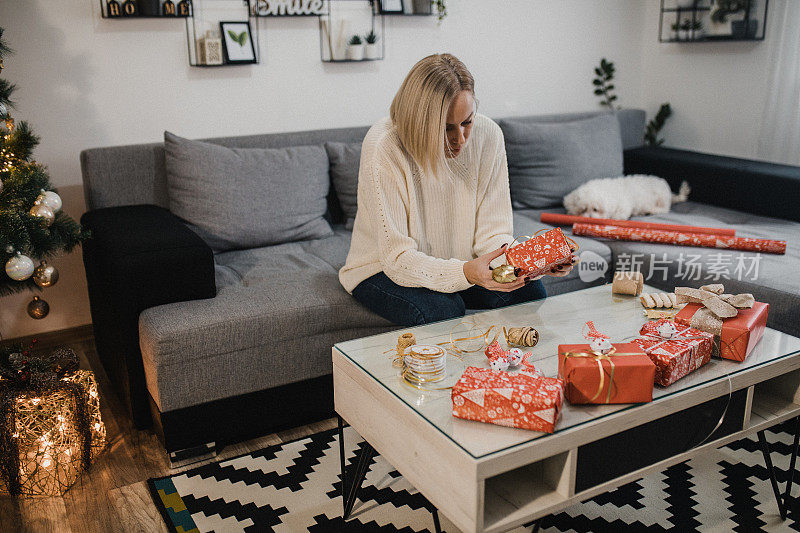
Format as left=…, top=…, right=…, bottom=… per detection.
left=541, top=213, right=736, bottom=236
left=572, top=223, right=786, bottom=255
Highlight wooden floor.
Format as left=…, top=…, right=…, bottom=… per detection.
left=0, top=328, right=337, bottom=533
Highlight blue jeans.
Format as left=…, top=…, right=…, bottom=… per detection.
left=352, top=272, right=547, bottom=326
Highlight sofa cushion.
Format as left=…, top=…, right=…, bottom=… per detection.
left=140, top=228, right=393, bottom=412
left=325, top=142, right=362, bottom=229
left=164, top=131, right=333, bottom=252
left=500, top=114, right=623, bottom=209
left=605, top=202, right=800, bottom=337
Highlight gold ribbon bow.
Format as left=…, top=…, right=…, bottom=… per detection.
left=675, top=284, right=755, bottom=336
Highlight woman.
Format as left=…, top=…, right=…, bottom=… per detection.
left=339, top=53, right=576, bottom=326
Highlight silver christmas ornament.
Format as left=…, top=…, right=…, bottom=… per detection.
left=0, top=102, right=6, bottom=117
left=5, top=252, right=35, bottom=281
left=33, top=260, right=59, bottom=288
left=29, top=203, right=55, bottom=227
left=35, top=190, right=63, bottom=212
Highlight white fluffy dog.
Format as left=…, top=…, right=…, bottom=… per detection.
left=563, top=174, right=690, bottom=220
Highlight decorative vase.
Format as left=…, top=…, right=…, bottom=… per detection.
left=347, top=44, right=364, bottom=61
left=364, top=43, right=379, bottom=60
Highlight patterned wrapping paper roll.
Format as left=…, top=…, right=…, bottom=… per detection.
left=540, top=213, right=736, bottom=236
left=572, top=223, right=786, bottom=255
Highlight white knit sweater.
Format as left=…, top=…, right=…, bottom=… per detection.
left=339, top=113, right=514, bottom=294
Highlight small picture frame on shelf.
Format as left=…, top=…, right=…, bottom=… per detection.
left=379, top=0, right=404, bottom=14
left=220, top=21, right=257, bottom=64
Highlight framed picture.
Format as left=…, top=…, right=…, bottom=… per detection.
left=219, top=21, right=257, bottom=64
left=379, top=0, right=404, bottom=14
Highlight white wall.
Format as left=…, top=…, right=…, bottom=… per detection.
left=639, top=0, right=783, bottom=159
left=10, top=0, right=787, bottom=338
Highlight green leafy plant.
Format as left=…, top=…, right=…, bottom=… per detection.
left=349, top=35, right=362, bottom=45
left=591, top=57, right=673, bottom=146
left=592, top=58, right=618, bottom=109
left=680, top=18, right=692, bottom=31
left=227, top=30, right=248, bottom=47
left=692, top=19, right=704, bottom=30
left=433, top=0, right=447, bottom=23
left=644, top=103, right=673, bottom=147
left=364, top=30, right=378, bottom=44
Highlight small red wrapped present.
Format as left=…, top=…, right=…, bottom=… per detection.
left=558, top=343, right=655, bottom=404
left=633, top=319, right=714, bottom=386
left=451, top=367, right=564, bottom=433
left=675, top=300, right=768, bottom=362
left=505, top=228, right=572, bottom=277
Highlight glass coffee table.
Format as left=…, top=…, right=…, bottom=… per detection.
left=332, top=284, right=800, bottom=533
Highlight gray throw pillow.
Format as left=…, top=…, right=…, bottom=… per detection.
left=500, top=114, right=624, bottom=209
left=325, top=141, right=361, bottom=229
left=164, top=131, right=333, bottom=252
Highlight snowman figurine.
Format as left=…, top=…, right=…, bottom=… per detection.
left=589, top=336, right=614, bottom=355
left=489, top=355, right=510, bottom=372
left=506, top=347, right=524, bottom=367
left=656, top=320, right=678, bottom=339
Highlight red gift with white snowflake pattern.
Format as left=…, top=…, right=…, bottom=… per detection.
left=451, top=367, right=564, bottom=433
left=505, top=228, right=573, bottom=277
left=632, top=320, right=715, bottom=387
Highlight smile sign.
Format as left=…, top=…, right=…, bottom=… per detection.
left=252, top=0, right=327, bottom=16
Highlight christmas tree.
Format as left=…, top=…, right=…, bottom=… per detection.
left=0, top=27, right=88, bottom=316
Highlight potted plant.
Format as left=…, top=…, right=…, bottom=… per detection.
left=364, top=30, right=379, bottom=59
left=670, top=21, right=680, bottom=40
left=679, top=18, right=692, bottom=40
left=691, top=19, right=704, bottom=39
left=346, top=35, right=364, bottom=60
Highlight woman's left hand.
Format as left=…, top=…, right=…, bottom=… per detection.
left=544, top=254, right=579, bottom=278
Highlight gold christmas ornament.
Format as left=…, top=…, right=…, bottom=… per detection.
left=5, top=252, right=35, bottom=281
left=27, top=296, right=50, bottom=319
left=491, top=264, right=517, bottom=284
left=33, top=260, right=59, bottom=288
left=29, top=203, right=55, bottom=227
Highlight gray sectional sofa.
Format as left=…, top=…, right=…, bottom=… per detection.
left=80, top=108, right=800, bottom=458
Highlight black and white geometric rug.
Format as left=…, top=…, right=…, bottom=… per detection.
left=148, top=421, right=800, bottom=532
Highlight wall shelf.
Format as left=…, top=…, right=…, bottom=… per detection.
left=658, top=0, right=768, bottom=43
left=319, top=0, right=385, bottom=63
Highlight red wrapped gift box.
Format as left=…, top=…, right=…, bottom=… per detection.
left=633, top=320, right=714, bottom=386
left=557, top=343, right=655, bottom=404
left=505, top=228, right=572, bottom=277
left=451, top=367, right=564, bottom=433
left=675, top=302, right=769, bottom=362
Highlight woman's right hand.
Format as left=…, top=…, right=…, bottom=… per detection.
left=463, top=245, right=531, bottom=292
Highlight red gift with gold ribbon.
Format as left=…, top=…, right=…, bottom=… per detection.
left=451, top=367, right=564, bottom=433
left=675, top=302, right=768, bottom=362
left=633, top=319, right=714, bottom=386
left=558, top=343, right=655, bottom=404
left=505, top=228, right=573, bottom=277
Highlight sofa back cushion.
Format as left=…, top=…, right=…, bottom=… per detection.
left=325, top=141, right=362, bottom=229
left=164, top=131, right=333, bottom=252
left=500, top=113, right=624, bottom=209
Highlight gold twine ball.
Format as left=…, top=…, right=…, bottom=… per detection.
left=33, top=261, right=59, bottom=288
left=29, top=204, right=55, bottom=227
left=492, top=264, right=517, bottom=283
left=27, top=296, right=50, bottom=319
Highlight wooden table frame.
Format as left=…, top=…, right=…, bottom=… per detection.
left=332, top=287, right=800, bottom=532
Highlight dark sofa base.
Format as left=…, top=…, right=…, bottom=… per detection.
left=149, top=375, right=334, bottom=455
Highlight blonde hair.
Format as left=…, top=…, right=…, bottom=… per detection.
left=390, top=53, right=475, bottom=177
